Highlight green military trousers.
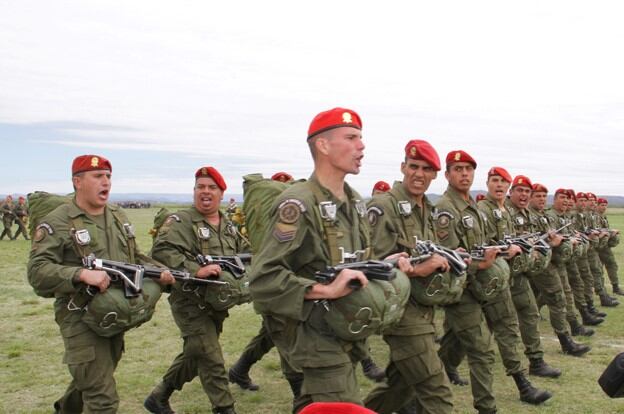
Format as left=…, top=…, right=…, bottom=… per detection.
left=510, top=274, right=544, bottom=361
left=576, top=254, right=596, bottom=302
left=55, top=316, right=124, bottom=414
left=438, top=290, right=496, bottom=414
left=364, top=333, right=453, bottom=414
left=587, top=247, right=606, bottom=295
left=532, top=263, right=569, bottom=334
left=566, top=260, right=588, bottom=310
left=0, top=216, right=13, bottom=240
left=598, top=247, right=620, bottom=288
left=238, top=321, right=275, bottom=365
left=163, top=302, right=234, bottom=410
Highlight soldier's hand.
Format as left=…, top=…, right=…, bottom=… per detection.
left=456, top=247, right=472, bottom=266
left=399, top=253, right=449, bottom=278
left=505, top=244, right=522, bottom=259
left=196, top=264, right=222, bottom=278
left=384, top=252, right=408, bottom=262
left=548, top=232, right=563, bottom=247
left=158, top=270, right=176, bottom=285
left=305, top=269, right=368, bottom=300
left=79, top=269, right=110, bottom=292
left=477, top=248, right=499, bottom=270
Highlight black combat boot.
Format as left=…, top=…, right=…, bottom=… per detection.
left=144, top=381, right=176, bottom=414
left=446, top=369, right=469, bottom=386
left=361, top=357, right=386, bottom=382
left=528, top=358, right=561, bottom=378
left=213, top=406, right=236, bottom=414
left=580, top=306, right=604, bottom=326
left=511, top=372, right=552, bottom=404
left=557, top=333, right=591, bottom=356
left=570, top=318, right=595, bottom=337
left=228, top=354, right=260, bottom=391
left=600, top=293, right=619, bottom=307
left=586, top=299, right=607, bottom=317
left=613, top=283, right=624, bottom=296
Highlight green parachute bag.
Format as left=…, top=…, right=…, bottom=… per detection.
left=81, top=278, right=162, bottom=337
left=27, top=191, right=72, bottom=238
left=409, top=270, right=466, bottom=307
left=203, top=270, right=252, bottom=311
left=242, top=173, right=292, bottom=253
left=508, top=252, right=530, bottom=277
left=469, top=256, right=510, bottom=303
left=551, top=239, right=573, bottom=264
left=149, top=207, right=171, bottom=241
left=527, top=248, right=553, bottom=277
left=322, top=269, right=410, bottom=341
left=608, top=232, right=620, bottom=248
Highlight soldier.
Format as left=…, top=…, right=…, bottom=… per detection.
left=0, top=194, right=15, bottom=240
left=364, top=139, right=454, bottom=414
left=586, top=192, right=618, bottom=304
left=27, top=154, right=174, bottom=413
left=447, top=166, right=554, bottom=405
left=371, top=180, right=390, bottom=196
left=507, top=176, right=590, bottom=357
left=249, top=107, right=389, bottom=412
left=13, top=196, right=30, bottom=240
left=272, top=171, right=295, bottom=183
left=144, top=166, right=246, bottom=414
left=434, top=150, right=499, bottom=414
left=596, top=198, right=622, bottom=296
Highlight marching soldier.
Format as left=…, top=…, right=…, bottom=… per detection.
left=13, top=196, right=30, bottom=240
left=596, top=198, right=622, bottom=296
left=27, top=155, right=174, bottom=413
left=0, top=195, right=16, bottom=240
left=364, top=139, right=454, bottom=414
left=434, top=150, right=499, bottom=414
left=145, top=166, right=247, bottom=414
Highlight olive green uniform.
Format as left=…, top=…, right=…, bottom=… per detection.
left=434, top=186, right=497, bottom=414
left=0, top=200, right=15, bottom=240
left=151, top=207, right=244, bottom=410
left=572, top=210, right=598, bottom=302
left=14, top=202, right=29, bottom=240
left=597, top=213, right=620, bottom=289
left=504, top=202, right=545, bottom=361
left=363, top=182, right=453, bottom=414
left=587, top=210, right=607, bottom=295
left=249, top=175, right=371, bottom=413
left=27, top=200, right=149, bottom=413
left=564, top=211, right=589, bottom=310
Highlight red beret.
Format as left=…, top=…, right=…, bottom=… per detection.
left=576, top=192, right=587, bottom=200
left=487, top=166, right=512, bottom=183
left=586, top=192, right=597, bottom=200
left=598, top=198, right=608, bottom=204
left=567, top=189, right=576, bottom=201
left=373, top=180, right=391, bottom=192
left=476, top=193, right=486, bottom=201
left=18, top=196, right=25, bottom=201
left=72, top=154, right=112, bottom=175
left=531, top=183, right=548, bottom=193
left=195, top=166, right=227, bottom=191
left=307, top=107, right=362, bottom=139
left=512, top=175, right=532, bottom=189
left=299, top=402, right=377, bottom=414
left=404, top=139, right=441, bottom=171
left=445, top=150, right=477, bottom=168
left=271, top=172, right=293, bottom=182
left=554, top=188, right=568, bottom=197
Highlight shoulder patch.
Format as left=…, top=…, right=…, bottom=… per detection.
left=367, top=206, right=383, bottom=226
left=273, top=222, right=297, bottom=242
left=36, top=222, right=54, bottom=235
left=278, top=199, right=305, bottom=224
left=164, top=214, right=181, bottom=226
left=436, top=211, right=454, bottom=228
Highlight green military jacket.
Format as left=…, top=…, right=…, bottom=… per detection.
left=477, top=194, right=514, bottom=242
left=27, top=200, right=144, bottom=332
left=434, top=185, right=487, bottom=276
left=151, top=207, right=243, bottom=277
left=506, top=201, right=535, bottom=234
left=1, top=201, right=15, bottom=219
left=367, top=181, right=436, bottom=335
left=15, top=203, right=28, bottom=218
left=249, top=174, right=370, bottom=323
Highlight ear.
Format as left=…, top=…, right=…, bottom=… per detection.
left=400, top=161, right=406, bottom=175
left=444, top=170, right=450, bottom=181
left=72, top=175, right=82, bottom=190
left=315, top=135, right=330, bottom=156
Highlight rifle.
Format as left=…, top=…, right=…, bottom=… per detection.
left=195, top=253, right=252, bottom=279
left=412, top=239, right=469, bottom=275
left=315, top=260, right=397, bottom=288
left=83, top=254, right=227, bottom=298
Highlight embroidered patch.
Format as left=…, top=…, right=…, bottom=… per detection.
left=278, top=202, right=302, bottom=224
left=462, top=215, right=474, bottom=229
left=436, top=211, right=453, bottom=228
left=437, top=230, right=449, bottom=241
left=33, top=228, right=46, bottom=242
left=36, top=222, right=54, bottom=235
left=164, top=214, right=180, bottom=226
left=367, top=206, right=383, bottom=226
left=273, top=222, right=297, bottom=242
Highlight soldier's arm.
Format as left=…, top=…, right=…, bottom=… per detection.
left=151, top=214, right=202, bottom=277
left=27, top=217, right=84, bottom=296
left=367, top=198, right=401, bottom=259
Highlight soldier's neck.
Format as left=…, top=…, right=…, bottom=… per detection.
left=75, top=196, right=105, bottom=216
left=203, top=212, right=220, bottom=226
left=314, top=167, right=347, bottom=201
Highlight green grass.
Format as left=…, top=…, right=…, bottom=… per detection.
left=1, top=208, right=624, bottom=413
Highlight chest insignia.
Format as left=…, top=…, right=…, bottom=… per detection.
left=398, top=201, right=412, bottom=217
left=74, top=229, right=91, bottom=246
left=462, top=215, right=474, bottom=229
left=493, top=209, right=503, bottom=220
left=516, top=216, right=525, bottom=226
left=198, top=227, right=211, bottom=240
left=318, top=201, right=337, bottom=221
left=123, top=223, right=135, bottom=238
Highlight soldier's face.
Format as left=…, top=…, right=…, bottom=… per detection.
left=598, top=204, right=607, bottom=214
left=486, top=175, right=510, bottom=203
left=73, top=170, right=111, bottom=212
left=318, top=127, right=364, bottom=175
left=530, top=191, right=547, bottom=210
left=194, top=177, right=223, bottom=216
left=445, top=162, right=474, bottom=193
left=510, top=186, right=531, bottom=209
left=401, top=159, right=436, bottom=198
left=553, top=194, right=567, bottom=211
left=576, top=198, right=587, bottom=210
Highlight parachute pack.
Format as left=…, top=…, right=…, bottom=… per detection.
left=26, top=191, right=72, bottom=238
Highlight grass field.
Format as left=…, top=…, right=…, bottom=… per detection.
left=2, top=207, right=624, bottom=413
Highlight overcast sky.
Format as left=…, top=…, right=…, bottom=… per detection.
left=1, top=1, right=623, bottom=198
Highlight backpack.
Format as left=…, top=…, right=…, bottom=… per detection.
left=27, top=191, right=72, bottom=238
left=242, top=173, right=294, bottom=253
left=468, top=256, right=510, bottom=303
left=149, top=207, right=171, bottom=241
